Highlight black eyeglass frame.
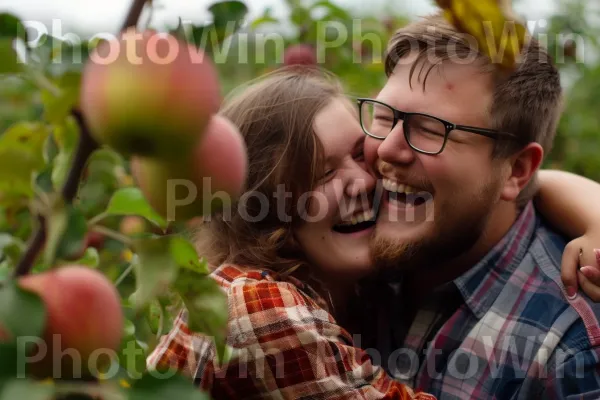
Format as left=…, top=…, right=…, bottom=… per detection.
left=356, top=98, right=522, bottom=155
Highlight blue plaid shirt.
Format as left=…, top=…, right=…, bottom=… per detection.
left=376, top=201, right=600, bottom=399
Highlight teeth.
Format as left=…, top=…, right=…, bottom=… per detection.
left=337, top=209, right=375, bottom=227
left=382, top=179, right=417, bottom=194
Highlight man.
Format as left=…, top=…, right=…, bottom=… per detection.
left=361, top=14, right=600, bottom=399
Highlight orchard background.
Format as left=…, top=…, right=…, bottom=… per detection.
left=0, top=0, right=598, bottom=398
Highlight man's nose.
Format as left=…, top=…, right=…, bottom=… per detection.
left=377, top=123, right=416, bottom=166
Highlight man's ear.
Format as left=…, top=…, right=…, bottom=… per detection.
left=500, top=143, right=544, bottom=202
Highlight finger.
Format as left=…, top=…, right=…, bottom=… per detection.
left=578, top=271, right=600, bottom=303
left=580, top=266, right=600, bottom=285
left=579, top=248, right=599, bottom=270
left=561, top=242, right=580, bottom=297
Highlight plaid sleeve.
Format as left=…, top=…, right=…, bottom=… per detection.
left=536, top=346, right=600, bottom=399
left=198, top=278, right=436, bottom=400
left=145, top=309, right=207, bottom=380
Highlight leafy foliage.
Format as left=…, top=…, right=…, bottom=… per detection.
left=0, top=0, right=598, bottom=398
left=0, top=1, right=247, bottom=398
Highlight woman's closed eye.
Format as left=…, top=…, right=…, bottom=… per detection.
left=319, top=168, right=336, bottom=183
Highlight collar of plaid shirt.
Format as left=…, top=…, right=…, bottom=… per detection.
left=378, top=200, right=600, bottom=399
left=453, top=201, right=539, bottom=319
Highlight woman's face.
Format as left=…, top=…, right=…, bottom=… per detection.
left=294, top=98, right=377, bottom=282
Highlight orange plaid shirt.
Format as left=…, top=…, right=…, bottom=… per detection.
left=146, top=264, right=436, bottom=400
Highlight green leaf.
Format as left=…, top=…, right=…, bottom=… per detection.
left=0, top=123, right=49, bottom=197
left=127, top=306, right=157, bottom=354
left=290, top=6, right=311, bottom=28
left=169, top=237, right=208, bottom=274
left=118, top=333, right=147, bottom=380
left=0, top=233, right=25, bottom=264
left=70, top=247, right=100, bottom=268
left=117, top=316, right=148, bottom=380
left=250, top=15, right=279, bottom=30
left=130, top=236, right=180, bottom=310
left=26, top=33, right=53, bottom=67
left=172, top=270, right=228, bottom=363
left=51, top=151, right=71, bottom=190
left=43, top=199, right=68, bottom=266
left=0, top=343, right=21, bottom=378
left=129, top=372, right=209, bottom=400
left=0, top=379, right=54, bottom=400
left=0, top=262, right=10, bottom=281
left=33, top=166, right=54, bottom=194
left=200, top=0, right=249, bottom=45
left=0, top=280, right=46, bottom=338
left=0, top=14, right=27, bottom=42
left=0, top=39, right=21, bottom=74
left=47, top=41, right=91, bottom=77
left=55, top=206, right=88, bottom=261
left=209, top=0, right=248, bottom=29
left=105, top=188, right=167, bottom=230
left=41, top=71, right=82, bottom=124
left=27, top=35, right=91, bottom=77
left=53, top=116, right=80, bottom=153
left=43, top=133, right=59, bottom=164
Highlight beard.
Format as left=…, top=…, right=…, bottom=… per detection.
left=369, top=175, right=503, bottom=278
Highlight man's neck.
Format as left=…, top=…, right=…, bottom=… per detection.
left=406, top=202, right=519, bottom=301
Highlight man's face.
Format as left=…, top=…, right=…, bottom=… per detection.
left=365, top=54, right=508, bottom=272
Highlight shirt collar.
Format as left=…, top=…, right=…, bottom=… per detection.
left=453, top=201, right=538, bottom=319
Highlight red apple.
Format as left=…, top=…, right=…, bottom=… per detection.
left=119, top=216, right=146, bottom=236
left=80, top=28, right=221, bottom=160
left=283, top=44, right=317, bottom=66
left=86, top=232, right=105, bottom=250
left=132, top=115, right=248, bottom=221
left=0, top=325, right=10, bottom=341
left=18, top=266, right=124, bottom=380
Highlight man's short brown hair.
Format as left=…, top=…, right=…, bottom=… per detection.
left=384, top=14, right=563, bottom=204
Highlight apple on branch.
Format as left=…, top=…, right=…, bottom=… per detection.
left=17, top=266, right=124, bottom=380
left=119, top=216, right=146, bottom=236
left=131, top=115, right=248, bottom=222
left=80, top=28, right=221, bottom=160
left=283, top=44, right=317, bottom=66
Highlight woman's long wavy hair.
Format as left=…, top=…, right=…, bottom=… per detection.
left=194, top=67, right=347, bottom=277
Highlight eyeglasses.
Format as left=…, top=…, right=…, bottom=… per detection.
left=357, top=98, right=522, bottom=155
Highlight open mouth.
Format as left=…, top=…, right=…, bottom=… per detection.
left=387, top=191, right=428, bottom=207
left=383, top=179, right=431, bottom=208
left=332, top=210, right=376, bottom=234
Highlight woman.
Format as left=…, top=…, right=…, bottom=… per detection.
left=147, top=68, right=600, bottom=399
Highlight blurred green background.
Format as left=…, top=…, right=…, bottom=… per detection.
left=1, top=0, right=599, bottom=181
